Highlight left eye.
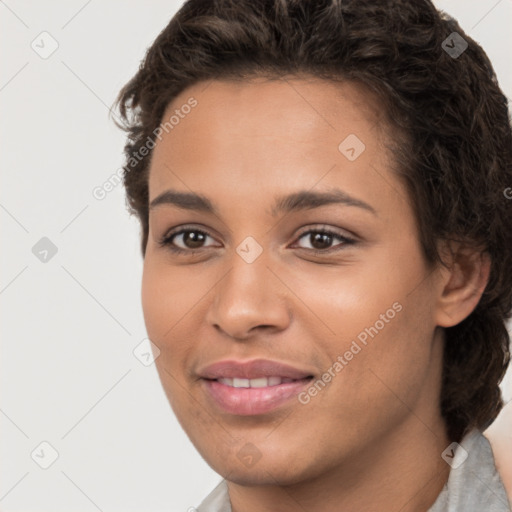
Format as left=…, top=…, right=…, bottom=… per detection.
left=293, top=229, right=356, bottom=252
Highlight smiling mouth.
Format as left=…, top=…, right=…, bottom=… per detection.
left=197, top=358, right=316, bottom=415
left=214, top=376, right=312, bottom=388
left=202, top=375, right=314, bottom=415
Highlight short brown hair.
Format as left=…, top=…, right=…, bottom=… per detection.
left=113, top=0, right=512, bottom=442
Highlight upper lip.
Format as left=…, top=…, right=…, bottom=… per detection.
left=198, top=359, right=314, bottom=380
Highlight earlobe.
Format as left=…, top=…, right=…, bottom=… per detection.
left=435, top=244, right=491, bottom=328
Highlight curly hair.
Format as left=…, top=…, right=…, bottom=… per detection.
left=112, top=0, right=512, bottom=443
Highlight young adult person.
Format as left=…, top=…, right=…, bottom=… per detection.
left=113, top=1, right=512, bottom=510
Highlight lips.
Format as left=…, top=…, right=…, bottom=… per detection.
left=198, top=359, right=314, bottom=380
left=198, top=359, right=314, bottom=415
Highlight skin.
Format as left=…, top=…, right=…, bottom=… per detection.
left=142, top=76, right=490, bottom=512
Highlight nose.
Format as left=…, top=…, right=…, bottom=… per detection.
left=205, top=251, right=291, bottom=341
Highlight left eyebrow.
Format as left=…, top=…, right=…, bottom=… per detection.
left=149, top=188, right=377, bottom=217
left=269, top=189, right=377, bottom=217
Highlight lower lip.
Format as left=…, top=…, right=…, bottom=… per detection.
left=202, top=378, right=312, bottom=415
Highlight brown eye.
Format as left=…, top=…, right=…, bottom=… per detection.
left=160, top=228, right=217, bottom=253
left=294, top=228, right=356, bottom=252
left=177, top=230, right=207, bottom=249
left=309, top=232, right=334, bottom=250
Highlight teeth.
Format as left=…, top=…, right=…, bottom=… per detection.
left=249, top=377, right=268, bottom=388
left=268, top=376, right=282, bottom=386
left=217, top=377, right=291, bottom=388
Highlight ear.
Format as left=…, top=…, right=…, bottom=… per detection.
left=434, top=241, right=491, bottom=328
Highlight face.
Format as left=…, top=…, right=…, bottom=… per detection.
left=142, top=77, right=445, bottom=485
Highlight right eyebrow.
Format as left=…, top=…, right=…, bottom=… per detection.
left=149, top=189, right=216, bottom=214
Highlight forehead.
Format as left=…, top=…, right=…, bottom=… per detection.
left=157, top=76, right=384, bottom=149
left=148, top=77, right=403, bottom=219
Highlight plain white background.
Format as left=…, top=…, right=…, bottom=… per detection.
left=1, top=1, right=511, bottom=511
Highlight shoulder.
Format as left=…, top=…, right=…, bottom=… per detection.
left=429, top=429, right=511, bottom=512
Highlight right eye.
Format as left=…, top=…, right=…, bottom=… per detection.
left=159, top=227, right=219, bottom=254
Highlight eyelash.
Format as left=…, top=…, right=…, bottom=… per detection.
left=158, top=225, right=357, bottom=255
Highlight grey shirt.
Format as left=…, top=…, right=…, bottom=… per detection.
left=196, top=429, right=511, bottom=512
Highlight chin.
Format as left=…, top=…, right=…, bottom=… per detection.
left=202, top=448, right=315, bottom=487
left=219, top=468, right=281, bottom=486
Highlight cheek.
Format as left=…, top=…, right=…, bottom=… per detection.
left=141, top=259, right=192, bottom=380
left=141, top=261, right=197, bottom=415
left=141, top=255, right=199, bottom=341
left=286, top=251, right=411, bottom=345
left=296, top=243, right=435, bottom=400
left=141, top=263, right=168, bottom=343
